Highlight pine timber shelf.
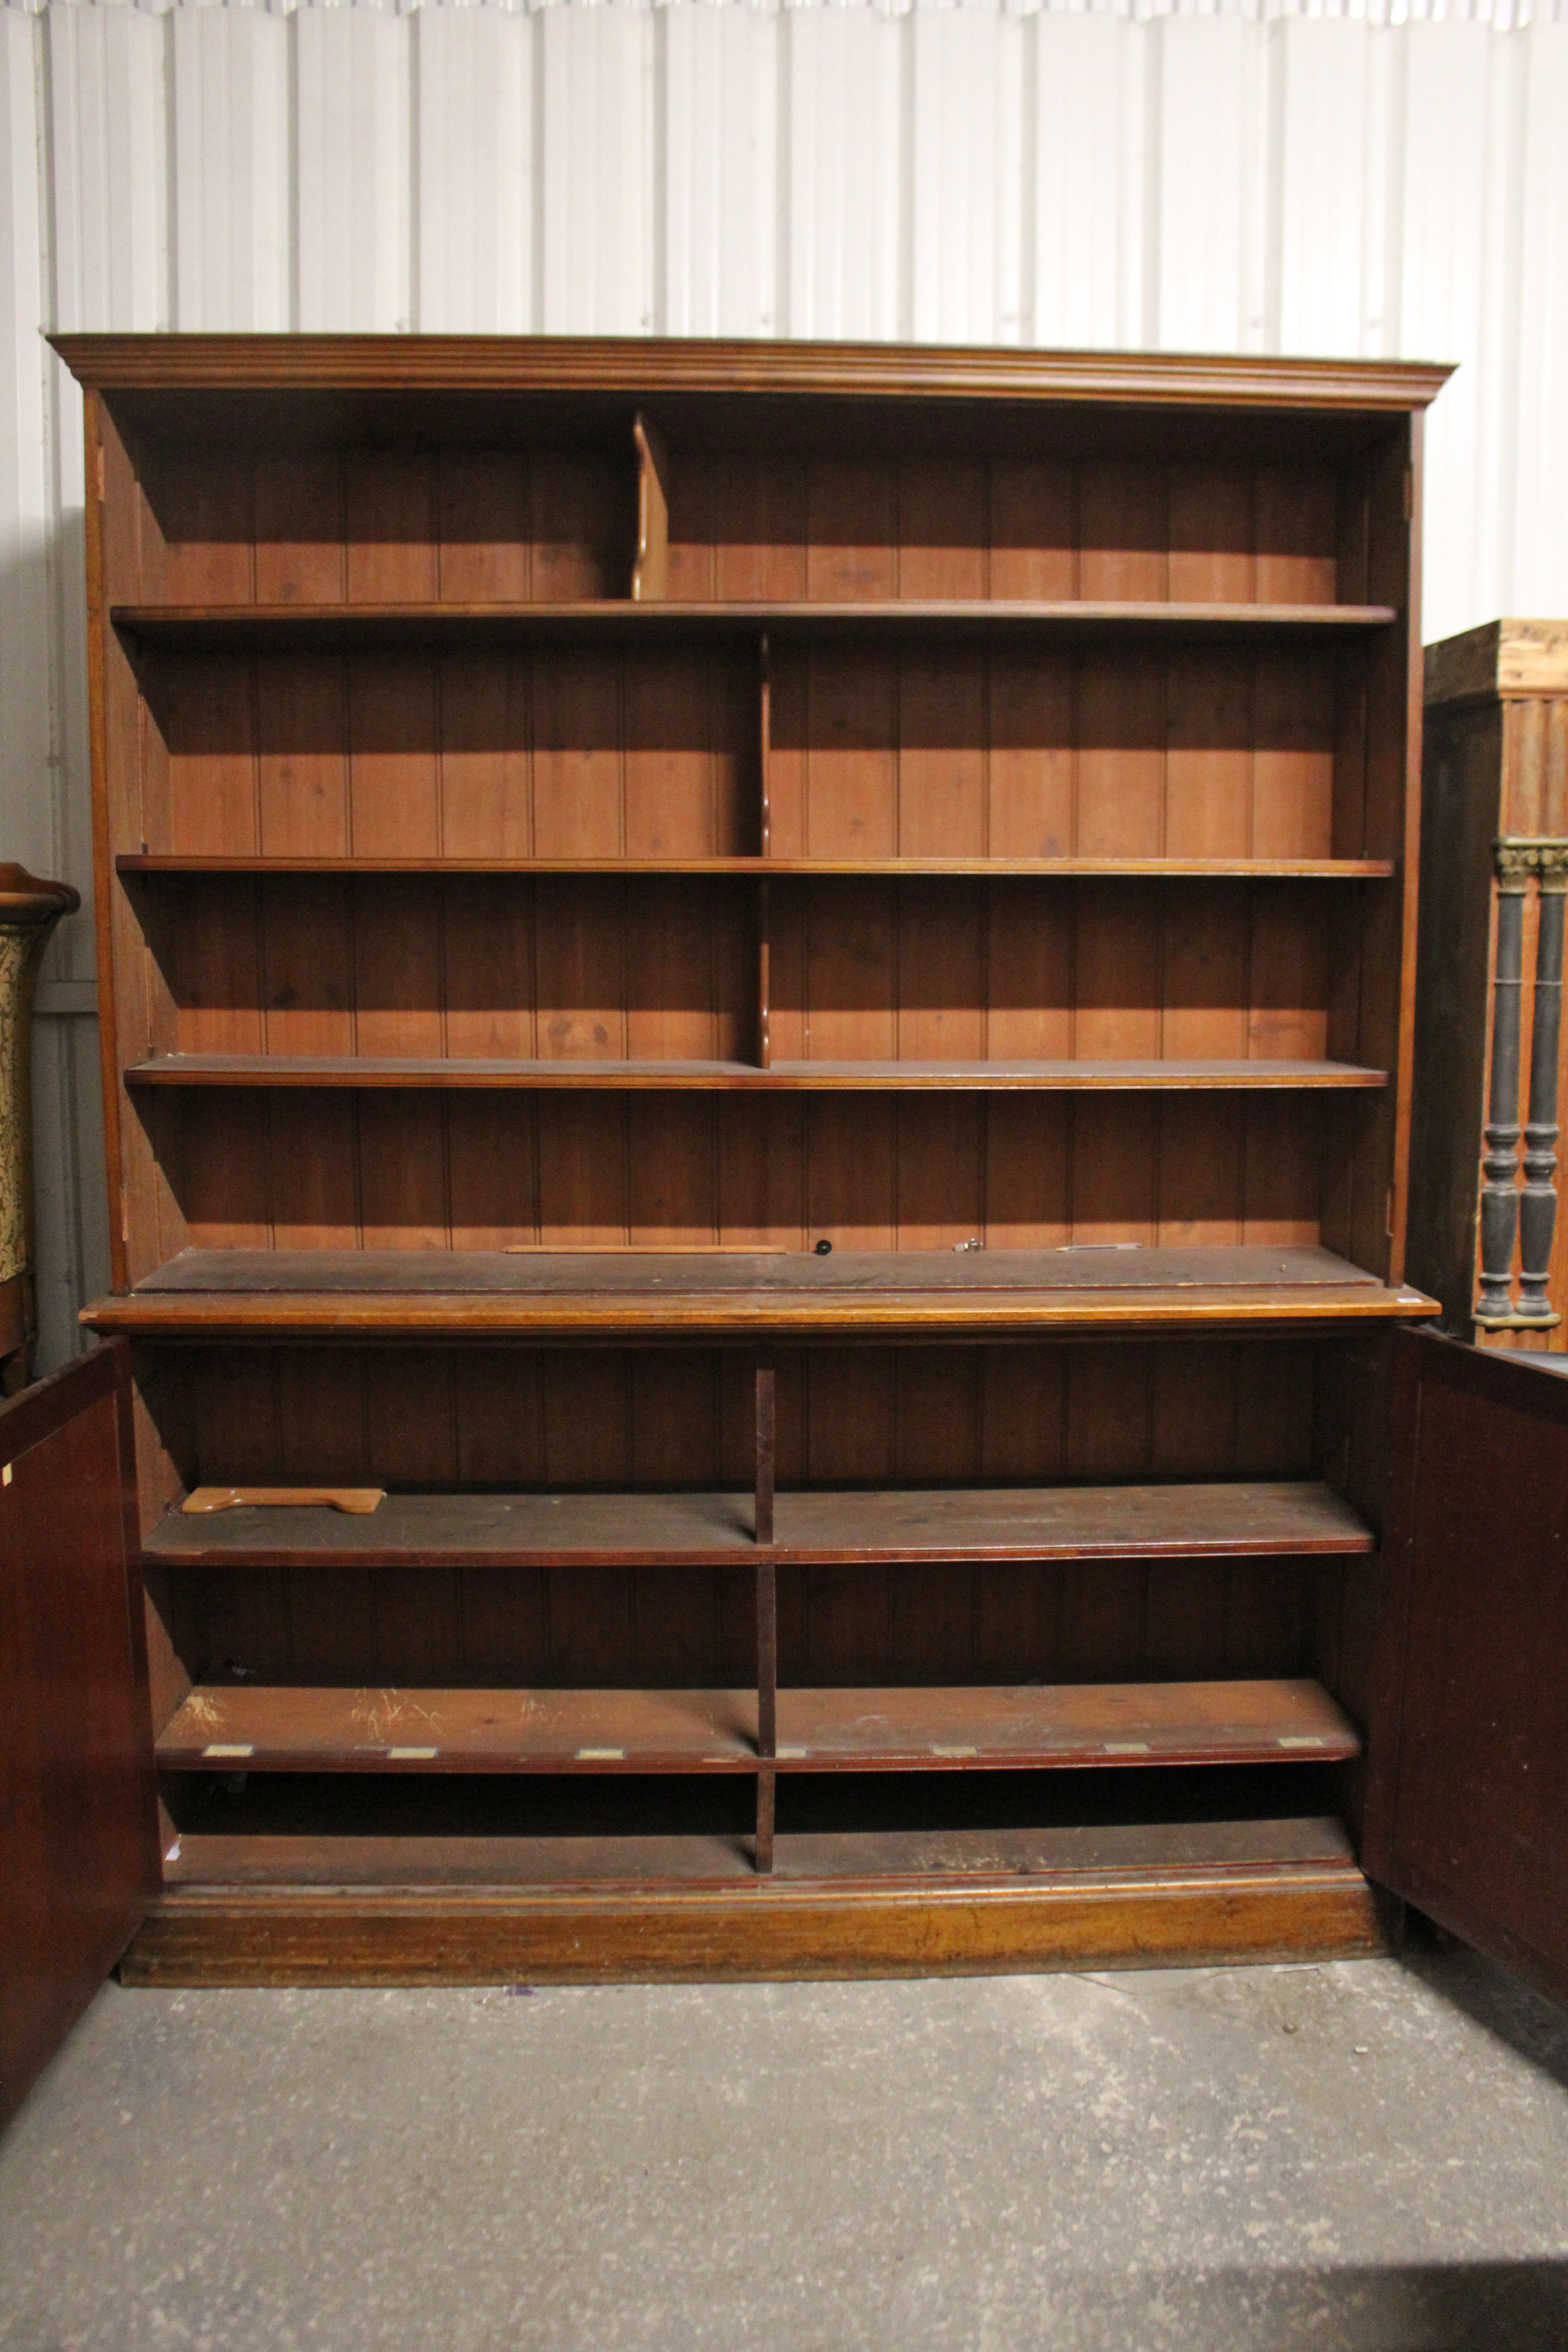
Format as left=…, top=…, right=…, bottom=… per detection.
left=112, top=600, right=1400, bottom=653
left=123, top=1054, right=1389, bottom=1094
left=119, top=855, right=1398, bottom=880
left=84, top=1246, right=1441, bottom=1341
left=154, top=1678, right=1360, bottom=1776
left=144, top=1477, right=1373, bottom=1569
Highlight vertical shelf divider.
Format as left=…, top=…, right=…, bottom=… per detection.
left=755, top=1357, right=778, bottom=1874
left=758, top=884, right=771, bottom=1070
left=758, top=632, right=772, bottom=1068
left=631, top=412, right=669, bottom=601
left=759, top=631, right=771, bottom=858
left=754, top=1356, right=776, bottom=1548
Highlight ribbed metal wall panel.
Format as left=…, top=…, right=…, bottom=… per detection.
left=416, top=6, right=534, bottom=335
left=5, top=0, right=1567, bottom=1367
left=172, top=7, right=289, bottom=333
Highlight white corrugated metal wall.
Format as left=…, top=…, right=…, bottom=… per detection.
left=5, top=0, right=1567, bottom=1368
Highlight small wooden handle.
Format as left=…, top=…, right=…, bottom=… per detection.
left=181, top=1485, right=387, bottom=1515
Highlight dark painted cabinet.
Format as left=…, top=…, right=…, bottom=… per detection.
left=1, top=1343, right=158, bottom=2127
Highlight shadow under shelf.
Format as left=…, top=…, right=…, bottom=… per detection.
left=111, top=598, right=1401, bottom=653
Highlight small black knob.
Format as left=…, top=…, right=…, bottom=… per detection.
left=814, top=1238, right=833, bottom=1256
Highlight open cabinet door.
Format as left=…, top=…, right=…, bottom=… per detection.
left=1364, top=1328, right=1568, bottom=2005
left=0, top=1340, right=158, bottom=2131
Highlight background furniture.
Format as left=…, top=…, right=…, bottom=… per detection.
left=0, top=867, right=81, bottom=1389
left=0, top=1343, right=154, bottom=2127
left=1408, top=620, right=1568, bottom=1348
left=36, top=335, right=1449, bottom=1984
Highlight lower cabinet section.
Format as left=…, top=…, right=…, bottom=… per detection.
left=136, top=1675, right=1383, bottom=1982
left=125, top=1822, right=1393, bottom=1986
left=125, top=1338, right=1397, bottom=1985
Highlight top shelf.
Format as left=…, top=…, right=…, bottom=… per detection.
left=111, top=600, right=1400, bottom=653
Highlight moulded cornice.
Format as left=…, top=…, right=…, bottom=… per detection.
left=49, top=332, right=1454, bottom=411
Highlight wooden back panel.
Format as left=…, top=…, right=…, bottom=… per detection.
left=142, top=872, right=1339, bottom=1063
left=665, top=452, right=1346, bottom=606
left=132, top=443, right=631, bottom=607
left=161, top=1337, right=1321, bottom=1493
left=157, top=1092, right=1329, bottom=1255
left=768, top=641, right=1349, bottom=860
left=145, top=1332, right=1341, bottom=1694
left=160, top=1553, right=1344, bottom=1693
left=137, top=644, right=762, bottom=860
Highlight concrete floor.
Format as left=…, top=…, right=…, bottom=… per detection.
left=2, top=1938, right=1567, bottom=2351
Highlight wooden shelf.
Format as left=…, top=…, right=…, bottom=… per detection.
left=119, top=854, right=1398, bottom=879
left=155, top=1677, right=1360, bottom=1775
left=162, top=1816, right=1358, bottom=1888
left=124, top=1054, right=1389, bottom=1094
left=84, top=1245, right=1442, bottom=1340
left=144, top=1477, right=1374, bottom=1568
left=161, top=1685, right=756, bottom=1774
left=112, top=600, right=1399, bottom=652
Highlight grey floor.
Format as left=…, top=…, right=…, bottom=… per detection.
left=3, top=1938, right=1567, bottom=2351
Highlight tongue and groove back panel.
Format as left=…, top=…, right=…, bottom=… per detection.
left=57, top=338, right=1445, bottom=1978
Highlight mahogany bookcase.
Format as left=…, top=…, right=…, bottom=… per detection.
left=51, top=334, right=1449, bottom=1983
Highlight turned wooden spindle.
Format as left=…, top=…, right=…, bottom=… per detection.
left=1518, top=847, right=1568, bottom=1323
left=1475, top=842, right=1530, bottom=1325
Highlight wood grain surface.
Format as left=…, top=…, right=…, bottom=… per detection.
left=121, top=855, right=1397, bottom=877
left=154, top=1676, right=1358, bottom=1774
left=125, top=1055, right=1387, bottom=1092
left=144, top=1478, right=1372, bottom=1567
left=162, top=1813, right=1358, bottom=1886
left=53, top=331, right=1451, bottom=407
left=117, top=1864, right=1391, bottom=1984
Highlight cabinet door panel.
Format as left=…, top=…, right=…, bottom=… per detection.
left=1365, top=1331, right=1568, bottom=2004
left=0, top=1343, right=156, bottom=2129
